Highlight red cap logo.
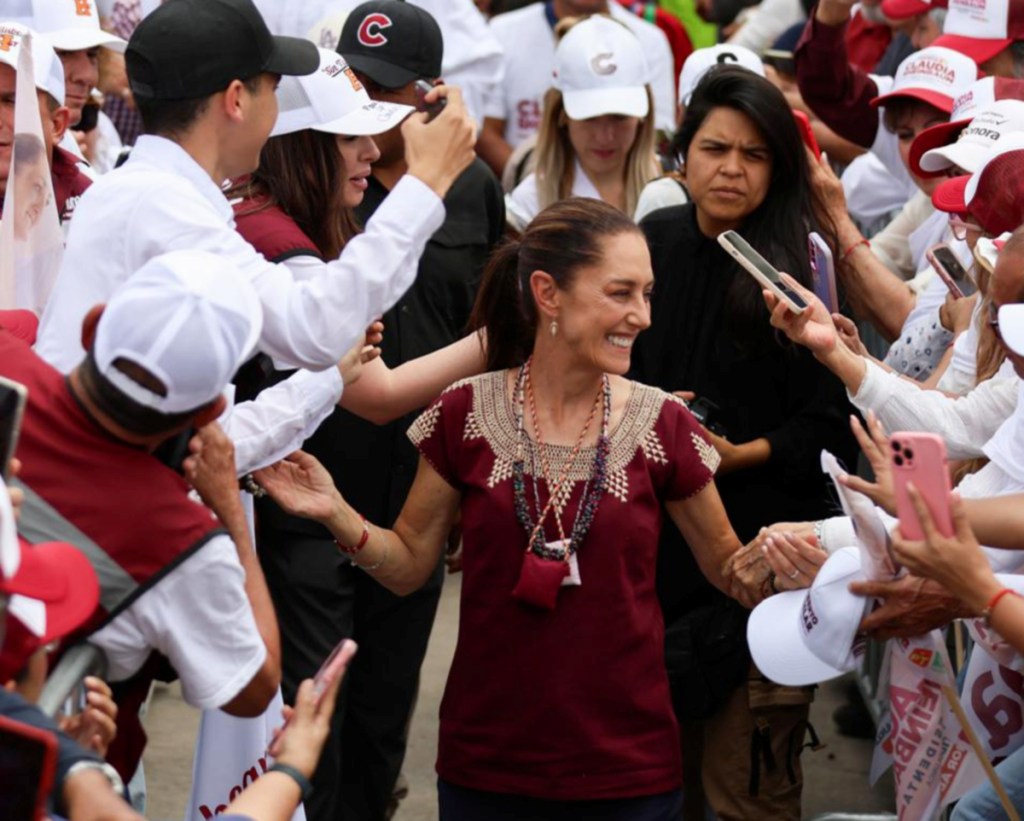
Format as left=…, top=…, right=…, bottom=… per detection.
left=74, top=0, right=93, bottom=17
left=0, top=32, right=18, bottom=52
left=358, top=13, right=393, bottom=48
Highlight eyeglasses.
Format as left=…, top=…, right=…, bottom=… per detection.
left=949, top=214, right=985, bottom=241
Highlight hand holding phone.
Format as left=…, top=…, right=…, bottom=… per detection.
left=313, top=638, right=358, bottom=702
left=891, top=432, right=954, bottom=540
left=808, top=232, right=838, bottom=315
left=926, top=243, right=976, bottom=299
left=718, top=230, right=808, bottom=314
left=414, top=80, right=446, bottom=123
left=792, top=110, right=821, bottom=161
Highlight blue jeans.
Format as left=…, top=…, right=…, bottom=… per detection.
left=952, top=745, right=1024, bottom=821
left=438, top=779, right=685, bottom=821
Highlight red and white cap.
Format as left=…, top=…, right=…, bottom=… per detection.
left=31, top=0, right=125, bottom=53
left=747, top=548, right=871, bottom=687
left=870, top=46, right=979, bottom=113
left=94, top=250, right=263, bottom=414
left=932, top=131, right=1024, bottom=235
left=272, top=47, right=412, bottom=138
left=677, top=44, right=764, bottom=107
left=0, top=22, right=66, bottom=104
left=933, top=0, right=1024, bottom=65
left=919, top=99, right=1024, bottom=173
left=910, top=76, right=1024, bottom=175
left=553, top=15, right=650, bottom=121
left=882, top=0, right=948, bottom=23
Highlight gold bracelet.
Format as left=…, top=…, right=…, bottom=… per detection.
left=352, top=539, right=390, bottom=572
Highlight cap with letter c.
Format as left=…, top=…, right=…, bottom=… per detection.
left=677, top=44, right=764, bottom=107
left=337, top=0, right=443, bottom=91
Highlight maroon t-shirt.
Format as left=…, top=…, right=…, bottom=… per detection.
left=409, top=372, right=720, bottom=800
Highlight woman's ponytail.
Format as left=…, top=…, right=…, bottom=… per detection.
left=469, top=238, right=534, bottom=371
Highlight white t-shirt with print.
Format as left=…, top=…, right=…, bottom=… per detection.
left=487, top=2, right=676, bottom=147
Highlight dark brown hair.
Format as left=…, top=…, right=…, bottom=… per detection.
left=468, top=197, right=641, bottom=370
left=226, top=129, right=360, bottom=259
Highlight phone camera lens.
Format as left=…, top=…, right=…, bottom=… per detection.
left=892, top=441, right=902, bottom=452
left=904, top=448, right=914, bottom=461
left=894, top=454, right=904, bottom=467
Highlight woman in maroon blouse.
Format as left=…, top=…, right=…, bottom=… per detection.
left=256, top=198, right=769, bottom=820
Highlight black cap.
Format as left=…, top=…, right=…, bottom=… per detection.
left=127, top=0, right=319, bottom=101
left=337, top=0, right=444, bottom=90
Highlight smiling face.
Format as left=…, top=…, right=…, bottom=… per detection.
left=336, top=133, right=380, bottom=208
left=544, top=231, right=653, bottom=375
left=12, top=152, right=50, bottom=240
left=684, top=106, right=772, bottom=237
left=566, top=113, right=642, bottom=180
left=888, top=99, right=948, bottom=195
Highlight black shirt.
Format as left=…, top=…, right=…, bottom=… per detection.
left=258, top=158, right=505, bottom=533
left=632, top=204, right=856, bottom=617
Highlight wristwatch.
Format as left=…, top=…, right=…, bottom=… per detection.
left=66, top=760, right=126, bottom=796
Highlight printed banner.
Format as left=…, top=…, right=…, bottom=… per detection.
left=0, top=28, right=63, bottom=313
left=960, top=621, right=1024, bottom=762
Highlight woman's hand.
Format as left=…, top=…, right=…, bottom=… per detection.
left=765, top=275, right=840, bottom=357
left=763, top=531, right=827, bottom=592
left=58, top=676, right=118, bottom=758
left=807, top=150, right=850, bottom=225
left=891, top=486, right=1000, bottom=614
left=939, top=291, right=977, bottom=335
left=837, top=412, right=897, bottom=515
left=833, top=314, right=868, bottom=356
left=722, top=538, right=772, bottom=608
left=254, top=451, right=340, bottom=524
left=338, top=321, right=384, bottom=387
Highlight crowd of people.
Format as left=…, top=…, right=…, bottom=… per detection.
left=4, top=0, right=1024, bottom=820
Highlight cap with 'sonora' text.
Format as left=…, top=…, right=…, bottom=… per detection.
left=126, top=0, right=319, bottom=101
left=337, top=0, right=443, bottom=90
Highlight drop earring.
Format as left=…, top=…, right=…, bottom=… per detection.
left=550, top=320, right=558, bottom=337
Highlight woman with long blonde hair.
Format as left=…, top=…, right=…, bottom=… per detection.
left=506, top=14, right=659, bottom=230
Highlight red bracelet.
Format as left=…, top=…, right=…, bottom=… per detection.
left=843, top=238, right=870, bottom=259
left=335, top=515, right=370, bottom=555
left=983, top=588, right=1020, bottom=626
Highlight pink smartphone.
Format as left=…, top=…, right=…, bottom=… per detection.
left=926, top=244, right=975, bottom=299
left=891, top=432, right=954, bottom=540
left=312, top=638, right=358, bottom=702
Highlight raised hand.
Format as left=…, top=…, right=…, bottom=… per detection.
left=403, top=85, right=477, bottom=200
left=837, top=411, right=897, bottom=515
left=254, top=451, right=340, bottom=524
left=183, top=422, right=240, bottom=522
left=765, top=273, right=840, bottom=356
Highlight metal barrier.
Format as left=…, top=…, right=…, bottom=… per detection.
left=37, top=642, right=107, bottom=718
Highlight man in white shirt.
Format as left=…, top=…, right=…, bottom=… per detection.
left=479, top=0, right=675, bottom=176
left=35, top=0, right=476, bottom=376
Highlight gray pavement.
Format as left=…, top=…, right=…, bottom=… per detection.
left=142, top=573, right=895, bottom=820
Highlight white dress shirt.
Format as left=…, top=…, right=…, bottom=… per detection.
left=36, top=135, right=444, bottom=373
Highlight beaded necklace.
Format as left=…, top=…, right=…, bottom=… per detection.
left=512, top=358, right=612, bottom=560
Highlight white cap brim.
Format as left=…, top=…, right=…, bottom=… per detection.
left=998, top=304, right=1024, bottom=357
left=314, top=101, right=413, bottom=136
left=748, top=590, right=853, bottom=686
left=41, top=28, right=126, bottom=54
left=562, top=86, right=648, bottom=121
left=920, top=139, right=989, bottom=174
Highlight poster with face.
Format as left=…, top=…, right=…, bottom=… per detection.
left=0, top=26, right=64, bottom=315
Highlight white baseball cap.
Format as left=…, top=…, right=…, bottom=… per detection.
left=553, top=15, right=650, bottom=121
left=31, top=0, right=125, bottom=53
left=920, top=99, right=1024, bottom=173
left=998, top=303, right=1024, bottom=356
left=0, top=23, right=66, bottom=105
left=677, top=44, right=764, bottom=107
left=272, top=47, right=413, bottom=138
left=932, top=131, right=1024, bottom=235
left=94, top=250, right=263, bottom=414
left=933, top=0, right=1024, bottom=66
left=747, top=547, right=871, bottom=687
left=871, top=46, right=979, bottom=113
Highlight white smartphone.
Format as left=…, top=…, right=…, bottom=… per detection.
left=808, top=232, right=838, bottom=314
left=718, top=230, right=808, bottom=314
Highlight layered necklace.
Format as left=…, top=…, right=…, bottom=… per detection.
left=511, top=357, right=611, bottom=561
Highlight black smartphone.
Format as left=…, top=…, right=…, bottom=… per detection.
left=414, top=80, right=446, bottom=123
left=0, top=715, right=58, bottom=821
left=0, top=376, right=28, bottom=480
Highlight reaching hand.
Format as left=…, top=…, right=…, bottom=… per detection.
left=833, top=314, right=867, bottom=356
left=338, top=321, right=384, bottom=387
left=762, top=531, right=827, bottom=592
left=183, top=422, right=240, bottom=522
left=837, top=412, right=897, bottom=515
left=765, top=274, right=841, bottom=357
left=58, top=676, right=118, bottom=758
left=849, top=575, right=969, bottom=639
left=721, top=538, right=771, bottom=608
left=254, top=451, right=340, bottom=524
left=890, top=487, right=999, bottom=613
left=403, top=85, right=477, bottom=200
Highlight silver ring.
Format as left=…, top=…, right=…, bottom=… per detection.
left=788, top=569, right=800, bottom=580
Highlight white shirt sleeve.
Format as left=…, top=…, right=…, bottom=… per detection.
left=851, top=361, right=1020, bottom=459
left=222, top=367, right=344, bottom=476
left=88, top=534, right=266, bottom=710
